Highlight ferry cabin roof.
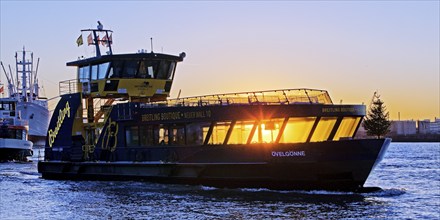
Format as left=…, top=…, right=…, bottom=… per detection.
left=66, top=53, right=184, bottom=67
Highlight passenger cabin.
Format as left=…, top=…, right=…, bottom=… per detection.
left=115, top=89, right=364, bottom=147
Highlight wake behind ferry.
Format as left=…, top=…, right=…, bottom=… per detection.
left=38, top=23, right=390, bottom=191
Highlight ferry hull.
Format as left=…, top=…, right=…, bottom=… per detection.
left=0, top=139, right=33, bottom=161
left=38, top=138, right=390, bottom=191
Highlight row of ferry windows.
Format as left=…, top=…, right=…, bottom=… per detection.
left=0, top=101, right=16, bottom=111
left=124, top=117, right=361, bottom=147
left=0, top=128, right=26, bottom=140
left=78, top=60, right=176, bottom=83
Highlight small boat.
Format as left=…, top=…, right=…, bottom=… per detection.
left=0, top=48, right=50, bottom=144
left=0, top=98, right=33, bottom=161
left=38, top=23, right=390, bottom=191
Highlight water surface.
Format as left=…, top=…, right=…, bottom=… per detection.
left=1, top=143, right=439, bottom=219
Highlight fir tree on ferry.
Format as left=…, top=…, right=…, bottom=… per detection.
left=363, top=92, right=391, bottom=139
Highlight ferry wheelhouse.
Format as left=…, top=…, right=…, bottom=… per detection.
left=38, top=24, right=390, bottom=191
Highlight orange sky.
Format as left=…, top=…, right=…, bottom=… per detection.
left=1, top=1, right=438, bottom=121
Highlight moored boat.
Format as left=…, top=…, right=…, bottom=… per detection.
left=38, top=23, right=390, bottom=191
left=0, top=98, right=33, bottom=161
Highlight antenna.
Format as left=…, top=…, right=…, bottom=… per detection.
left=177, top=89, right=182, bottom=99
left=150, top=37, right=154, bottom=52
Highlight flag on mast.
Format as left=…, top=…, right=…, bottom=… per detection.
left=87, top=33, right=93, bottom=45
left=102, top=35, right=108, bottom=47
left=76, top=34, right=83, bottom=47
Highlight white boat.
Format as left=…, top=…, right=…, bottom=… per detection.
left=1, top=48, right=50, bottom=144
left=0, top=98, right=33, bottom=161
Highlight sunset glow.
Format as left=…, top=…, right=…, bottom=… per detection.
left=1, top=1, right=438, bottom=120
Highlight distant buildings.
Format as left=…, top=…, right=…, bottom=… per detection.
left=356, top=118, right=440, bottom=141
left=418, top=118, right=440, bottom=134
left=389, top=120, right=417, bottom=136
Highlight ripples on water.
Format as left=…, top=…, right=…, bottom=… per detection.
left=1, top=143, right=439, bottom=219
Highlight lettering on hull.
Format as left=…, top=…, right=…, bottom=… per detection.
left=271, top=150, right=306, bottom=157
left=47, top=102, right=71, bottom=147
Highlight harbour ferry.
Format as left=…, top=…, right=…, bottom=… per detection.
left=0, top=98, right=33, bottom=161
left=38, top=23, right=391, bottom=191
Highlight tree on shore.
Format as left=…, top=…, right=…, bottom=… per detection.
left=363, top=93, right=391, bottom=139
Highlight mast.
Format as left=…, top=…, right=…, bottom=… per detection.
left=10, top=47, right=38, bottom=102
left=21, top=48, right=27, bottom=101
left=17, top=48, right=31, bottom=102
left=81, top=21, right=113, bottom=58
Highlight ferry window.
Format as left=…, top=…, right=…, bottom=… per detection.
left=8, top=129, right=17, bottom=139
left=137, top=61, right=156, bottom=79
left=16, top=129, right=23, bottom=140
left=91, top=65, right=98, bottom=80
left=158, top=125, right=169, bottom=145
left=79, top=66, right=90, bottom=82
left=228, top=121, right=254, bottom=144
left=137, top=61, right=148, bottom=78
left=140, top=125, right=154, bottom=146
left=110, top=61, right=124, bottom=78
left=170, top=125, right=185, bottom=145
left=310, top=117, right=338, bottom=142
left=156, top=61, right=171, bottom=80
left=126, top=126, right=140, bottom=146
left=147, top=66, right=154, bottom=78
left=168, top=62, right=176, bottom=80
left=333, top=117, right=361, bottom=140
left=108, top=67, right=114, bottom=78
left=204, top=122, right=231, bottom=145
left=250, top=119, right=284, bottom=143
left=143, top=60, right=158, bottom=79
left=124, top=61, right=138, bottom=78
left=186, top=123, right=206, bottom=145
left=0, top=102, right=13, bottom=110
left=98, top=63, right=109, bottom=79
left=279, top=117, right=316, bottom=143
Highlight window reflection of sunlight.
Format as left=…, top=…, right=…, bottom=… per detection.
left=202, top=116, right=361, bottom=145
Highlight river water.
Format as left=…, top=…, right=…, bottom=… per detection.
left=1, top=143, right=439, bottom=219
